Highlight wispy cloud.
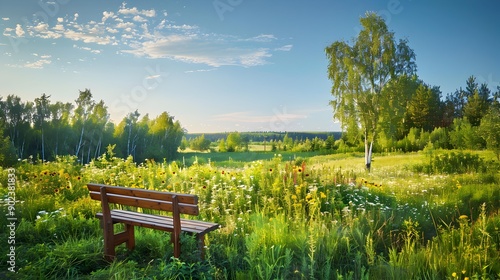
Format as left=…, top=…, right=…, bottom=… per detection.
left=185, top=68, right=217, bottom=73
left=275, top=44, right=293, bottom=51
left=73, top=44, right=101, bottom=54
left=2, top=3, right=289, bottom=68
left=8, top=54, right=52, bottom=69
left=123, top=33, right=273, bottom=67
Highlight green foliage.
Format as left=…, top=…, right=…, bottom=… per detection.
left=426, top=151, right=487, bottom=174
left=405, top=83, right=442, bottom=131
left=0, top=135, right=17, bottom=167
left=479, top=102, right=500, bottom=160
left=189, top=134, right=211, bottom=151
left=449, top=118, right=485, bottom=150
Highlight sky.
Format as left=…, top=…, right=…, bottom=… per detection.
left=0, top=0, right=499, bottom=133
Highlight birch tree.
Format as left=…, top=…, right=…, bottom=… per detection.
left=325, top=12, right=416, bottom=171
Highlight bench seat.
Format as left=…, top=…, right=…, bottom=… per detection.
left=95, top=210, right=219, bottom=235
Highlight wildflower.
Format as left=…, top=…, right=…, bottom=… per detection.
left=452, top=272, right=457, bottom=278
left=459, top=215, right=468, bottom=220
left=320, top=192, right=327, bottom=199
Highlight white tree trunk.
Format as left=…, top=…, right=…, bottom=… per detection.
left=365, top=139, right=373, bottom=172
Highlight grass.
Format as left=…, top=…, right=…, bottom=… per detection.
left=1, top=150, right=499, bottom=279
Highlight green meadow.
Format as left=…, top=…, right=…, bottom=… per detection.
left=1, top=149, right=499, bottom=279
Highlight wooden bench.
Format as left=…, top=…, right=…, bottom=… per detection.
left=87, top=183, right=220, bottom=261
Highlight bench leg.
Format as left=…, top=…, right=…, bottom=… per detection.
left=125, top=224, right=135, bottom=250
left=198, top=234, right=206, bottom=260
left=171, top=232, right=181, bottom=258
left=103, top=221, right=115, bottom=261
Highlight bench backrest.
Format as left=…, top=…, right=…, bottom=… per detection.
left=87, top=183, right=199, bottom=216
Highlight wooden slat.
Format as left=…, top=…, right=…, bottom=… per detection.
left=96, top=210, right=220, bottom=235
left=88, top=187, right=199, bottom=215
left=87, top=183, right=198, bottom=204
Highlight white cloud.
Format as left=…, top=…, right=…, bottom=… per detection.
left=18, top=59, right=52, bottom=69
left=166, top=24, right=197, bottom=30
left=64, top=29, right=114, bottom=45
left=245, top=34, right=277, bottom=42
left=2, top=17, right=10, bottom=21
left=116, top=22, right=135, bottom=29
left=15, top=24, right=25, bottom=37
left=118, top=4, right=156, bottom=18
left=53, top=24, right=65, bottom=31
left=106, top=27, right=119, bottom=33
left=3, top=27, right=14, bottom=36
left=34, top=23, right=48, bottom=32
left=275, top=44, right=293, bottom=51
left=184, top=68, right=217, bottom=73
left=133, top=15, right=147, bottom=22
left=74, top=44, right=102, bottom=54
left=102, top=11, right=115, bottom=22
left=157, top=19, right=167, bottom=30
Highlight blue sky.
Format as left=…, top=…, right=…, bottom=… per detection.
left=1, top=0, right=499, bottom=133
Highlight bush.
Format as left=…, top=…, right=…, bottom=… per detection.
left=416, top=151, right=488, bottom=174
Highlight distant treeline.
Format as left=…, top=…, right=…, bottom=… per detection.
left=186, top=132, right=342, bottom=143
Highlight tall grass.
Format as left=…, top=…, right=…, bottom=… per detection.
left=0, top=151, right=499, bottom=279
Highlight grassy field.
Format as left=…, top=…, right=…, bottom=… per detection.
left=1, top=150, right=499, bottom=279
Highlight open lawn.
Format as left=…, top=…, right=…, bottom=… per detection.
left=1, top=150, right=499, bottom=279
